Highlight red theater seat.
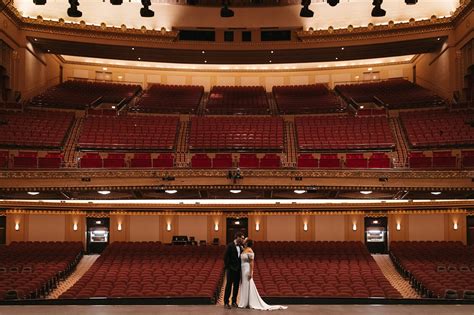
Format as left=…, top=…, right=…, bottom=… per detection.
left=239, top=154, right=260, bottom=168
left=319, top=154, right=341, bottom=168
left=297, top=154, right=318, bottom=168
left=259, top=154, right=281, bottom=168
left=153, top=154, right=174, bottom=168
left=432, top=151, right=457, bottom=168
left=191, top=154, right=211, bottom=168
left=212, top=154, right=233, bottom=168
left=409, top=152, right=432, bottom=168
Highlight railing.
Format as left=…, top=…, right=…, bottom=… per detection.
left=66, top=77, right=143, bottom=86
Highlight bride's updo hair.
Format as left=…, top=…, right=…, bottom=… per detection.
left=245, top=239, right=254, bottom=248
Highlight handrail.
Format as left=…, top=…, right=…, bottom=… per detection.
left=67, top=77, right=143, bottom=86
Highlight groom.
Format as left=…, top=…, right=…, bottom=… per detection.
left=223, top=231, right=245, bottom=309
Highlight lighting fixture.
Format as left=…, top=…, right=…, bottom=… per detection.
left=73, top=223, right=78, bottom=231
left=166, top=223, right=172, bottom=231
left=214, top=223, right=219, bottom=231
left=98, top=190, right=111, bottom=195
left=405, top=0, right=417, bottom=4
left=140, top=0, right=154, bottom=17
left=96, top=220, right=102, bottom=224
left=220, top=1, right=234, bottom=18
left=396, top=222, right=401, bottom=231
left=255, top=222, right=260, bottom=231
left=430, top=191, right=442, bottom=195
left=67, top=0, right=82, bottom=18
left=15, top=223, right=20, bottom=231
left=230, top=189, right=242, bottom=194
left=300, top=0, right=314, bottom=18
left=110, top=0, right=123, bottom=4
left=327, top=0, right=339, bottom=6
left=27, top=191, right=40, bottom=196
left=303, top=222, right=308, bottom=231
left=373, top=220, right=379, bottom=224
left=165, top=189, right=178, bottom=194
left=294, top=189, right=307, bottom=194
left=352, top=223, right=357, bottom=231
left=117, top=223, right=122, bottom=231
left=371, top=0, right=386, bottom=17
left=360, top=190, right=373, bottom=195
left=235, top=221, right=240, bottom=225
left=453, top=222, right=458, bottom=230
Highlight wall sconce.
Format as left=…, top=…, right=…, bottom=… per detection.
left=166, top=223, right=172, bottom=231
left=14, top=222, right=20, bottom=231
left=117, top=223, right=122, bottom=231
left=255, top=222, right=260, bottom=231
left=73, top=223, right=78, bottom=231
left=453, top=222, right=458, bottom=230
left=303, top=222, right=308, bottom=231
left=396, top=222, right=401, bottom=231
left=214, top=223, right=219, bottom=231
left=352, top=223, right=357, bottom=231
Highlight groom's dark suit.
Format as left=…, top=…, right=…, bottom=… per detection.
left=223, top=241, right=241, bottom=306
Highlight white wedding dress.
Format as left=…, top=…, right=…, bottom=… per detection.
left=238, top=252, right=287, bottom=311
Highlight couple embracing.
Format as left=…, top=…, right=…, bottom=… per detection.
left=223, top=232, right=287, bottom=311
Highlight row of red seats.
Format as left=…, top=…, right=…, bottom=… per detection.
left=78, top=115, right=179, bottom=150
left=253, top=241, right=401, bottom=298
left=390, top=241, right=474, bottom=299
left=191, top=153, right=280, bottom=168
left=298, top=152, right=391, bottom=168
left=400, top=110, right=474, bottom=149
left=0, top=110, right=74, bottom=149
left=273, top=84, right=344, bottom=114
left=0, top=151, right=63, bottom=169
left=60, top=243, right=224, bottom=299
left=206, top=86, right=269, bottom=115
left=79, top=153, right=174, bottom=168
left=132, top=84, right=203, bottom=114
left=0, top=242, right=83, bottom=300
left=29, top=80, right=141, bottom=110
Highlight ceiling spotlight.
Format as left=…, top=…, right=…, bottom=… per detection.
left=327, top=0, right=339, bottom=6
left=430, top=191, right=442, bottom=195
left=220, top=1, right=234, bottom=18
left=27, top=191, right=40, bottom=196
left=371, top=0, right=386, bottom=17
left=300, top=0, right=314, bottom=18
left=67, top=0, right=82, bottom=17
left=230, top=189, right=242, bottom=194
left=110, top=0, right=123, bottom=4
left=140, top=0, right=154, bottom=17
left=33, top=0, right=47, bottom=5
left=405, top=0, right=417, bottom=4
left=165, top=189, right=178, bottom=194
left=294, top=189, right=307, bottom=194
left=360, top=190, right=373, bottom=195
left=98, top=190, right=111, bottom=195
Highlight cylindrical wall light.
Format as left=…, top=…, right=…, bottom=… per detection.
left=255, top=222, right=260, bottom=231
left=73, top=223, right=78, bottom=231
left=352, top=223, right=357, bottom=231
left=214, top=223, right=219, bottom=231
left=396, top=222, right=401, bottom=231
left=14, top=222, right=20, bottom=231
left=117, top=223, right=122, bottom=231
left=453, top=222, right=458, bottom=230
left=303, top=222, right=308, bottom=231
left=166, top=222, right=172, bottom=231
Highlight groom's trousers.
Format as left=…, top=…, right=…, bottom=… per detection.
left=224, top=268, right=241, bottom=305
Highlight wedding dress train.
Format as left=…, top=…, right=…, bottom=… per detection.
left=238, top=252, right=287, bottom=311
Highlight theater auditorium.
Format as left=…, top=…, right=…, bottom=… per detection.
left=0, top=0, right=473, bottom=314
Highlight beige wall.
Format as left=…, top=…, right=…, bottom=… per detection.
left=315, top=215, right=345, bottom=241
left=408, top=214, right=445, bottom=241
left=266, top=215, right=296, bottom=241
left=27, top=214, right=66, bottom=241
left=388, top=214, right=409, bottom=243
left=178, top=215, right=208, bottom=242
left=129, top=215, right=160, bottom=242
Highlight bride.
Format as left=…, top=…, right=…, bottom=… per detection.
left=238, top=239, right=287, bottom=310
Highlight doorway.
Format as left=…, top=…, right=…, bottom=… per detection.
left=0, top=216, right=5, bottom=245
left=226, top=217, right=248, bottom=244
left=467, top=216, right=474, bottom=246
left=364, top=217, right=388, bottom=254
left=86, top=217, right=110, bottom=254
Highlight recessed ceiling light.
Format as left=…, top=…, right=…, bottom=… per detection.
left=27, top=191, right=40, bottom=196
left=335, top=57, right=339, bottom=60
left=270, top=50, right=274, bottom=54
left=431, top=191, right=442, bottom=195
left=360, top=190, right=373, bottom=195
left=235, top=221, right=240, bottom=225
left=204, top=60, right=207, bottom=63
left=98, top=190, right=111, bottom=195
left=138, top=57, right=141, bottom=60
left=341, top=47, right=344, bottom=50
left=230, top=189, right=242, bottom=194
left=165, top=189, right=178, bottom=194
left=269, top=60, right=272, bottom=63
left=294, top=189, right=307, bottom=194
left=131, top=47, right=135, bottom=50
left=202, top=50, right=205, bottom=54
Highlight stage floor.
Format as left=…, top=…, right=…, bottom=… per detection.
left=0, top=304, right=473, bottom=315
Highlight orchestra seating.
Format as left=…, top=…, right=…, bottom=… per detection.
left=206, top=86, right=269, bottom=115
left=132, top=84, right=203, bottom=114
left=189, top=116, right=284, bottom=151
left=253, top=241, right=401, bottom=299
left=335, top=79, right=444, bottom=109
left=408, top=152, right=432, bottom=168
left=29, top=80, right=141, bottom=110
left=80, top=152, right=175, bottom=168
left=297, top=153, right=391, bottom=169
left=60, top=242, right=224, bottom=300
left=0, top=242, right=83, bottom=300
left=273, top=84, right=344, bottom=114
left=296, top=115, right=394, bottom=151
left=0, top=110, right=74, bottom=149
left=400, top=110, right=474, bottom=149
left=390, top=241, right=474, bottom=299
left=78, top=115, right=179, bottom=150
